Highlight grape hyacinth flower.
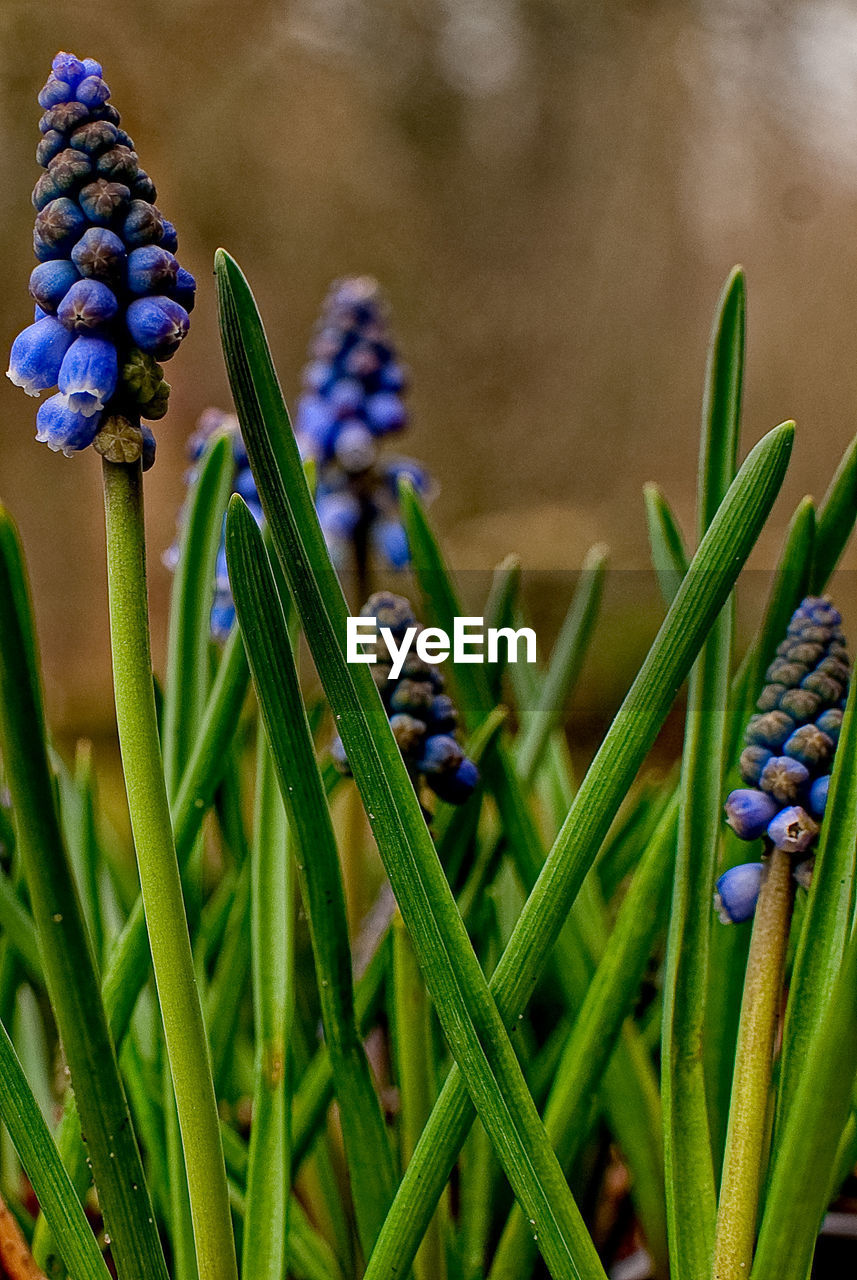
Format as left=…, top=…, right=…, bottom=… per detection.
left=7, top=52, right=195, bottom=463
left=718, top=595, right=850, bottom=923
left=331, top=592, right=479, bottom=808
left=295, top=276, right=431, bottom=578
left=167, top=408, right=262, bottom=638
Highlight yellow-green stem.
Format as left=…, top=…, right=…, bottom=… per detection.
left=712, top=846, right=795, bottom=1280
left=101, top=459, right=237, bottom=1280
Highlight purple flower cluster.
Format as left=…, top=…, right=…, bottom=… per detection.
left=716, top=596, right=849, bottom=923
left=295, top=277, right=431, bottom=574
left=332, top=592, right=479, bottom=807
left=6, top=52, right=194, bottom=465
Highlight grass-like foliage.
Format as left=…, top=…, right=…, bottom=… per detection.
left=0, top=256, right=855, bottom=1280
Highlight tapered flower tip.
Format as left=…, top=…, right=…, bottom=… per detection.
left=58, top=335, right=118, bottom=415
left=51, top=52, right=86, bottom=86
left=767, top=805, right=818, bottom=855
left=35, top=392, right=101, bottom=455
left=361, top=591, right=415, bottom=635
left=714, top=862, right=764, bottom=924
left=724, top=788, right=779, bottom=840
left=125, top=295, right=189, bottom=359
left=372, top=519, right=410, bottom=569
left=7, top=316, right=73, bottom=395
left=431, top=757, right=480, bottom=805
left=809, top=774, right=830, bottom=817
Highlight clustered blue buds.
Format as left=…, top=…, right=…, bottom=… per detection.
left=166, top=409, right=261, bottom=639
left=295, top=277, right=431, bottom=574
left=717, top=596, right=850, bottom=923
left=7, top=53, right=195, bottom=465
left=331, top=592, right=479, bottom=808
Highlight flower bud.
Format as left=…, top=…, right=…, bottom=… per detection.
left=58, top=335, right=118, bottom=415
left=35, top=392, right=101, bottom=454
left=767, top=805, right=818, bottom=855
left=57, top=279, right=118, bottom=332
left=714, top=863, right=764, bottom=924
left=28, top=259, right=80, bottom=312
left=724, top=788, right=779, bottom=841
left=125, top=296, right=189, bottom=359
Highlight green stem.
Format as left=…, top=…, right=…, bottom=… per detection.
left=712, top=847, right=794, bottom=1280
left=101, top=459, right=237, bottom=1280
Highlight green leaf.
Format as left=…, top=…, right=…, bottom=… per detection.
left=643, top=482, right=690, bottom=606
left=0, top=1020, right=111, bottom=1280
left=243, top=728, right=293, bottom=1280
left=217, top=249, right=608, bottom=1280
left=811, top=430, right=857, bottom=590
left=0, top=505, right=168, bottom=1280
left=162, top=434, right=233, bottom=799
left=225, top=502, right=397, bottom=1261
left=514, top=542, right=608, bottom=784
left=661, top=265, right=745, bottom=1278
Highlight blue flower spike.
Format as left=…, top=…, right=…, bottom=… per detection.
left=7, top=52, right=193, bottom=466
left=718, top=596, right=850, bottom=923
left=331, top=592, right=479, bottom=812
left=296, top=276, right=432, bottom=574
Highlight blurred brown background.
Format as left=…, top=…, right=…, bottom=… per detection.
left=1, top=0, right=857, bottom=743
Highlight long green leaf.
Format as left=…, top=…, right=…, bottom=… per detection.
left=644, top=482, right=690, bottom=606
left=218, top=250, right=608, bottom=1280
left=662, top=264, right=744, bottom=1277
left=0, top=1020, right=111, bottom=1280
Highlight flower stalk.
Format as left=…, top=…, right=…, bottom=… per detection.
left=101, top=457, right=237, bottom=1280
left=712, top=845, right=795, bottom=1279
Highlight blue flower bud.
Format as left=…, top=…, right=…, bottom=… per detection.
left=125, top=296, right=189, bottom=359
left=122, top=199, right=164, bottom=247
left=390, top=679, right=434, bottom=717
left=38, top=76, right=73, bottom=109
left=57, top=279, right=118, bottom=332
left=739, top=744, right=773, bottom=786
left=32, top=150, right=93, bottom=209
left=171, top=267, right=196, bottom=313
left=809, top=774, right=830, bottom=817
left=365, top=391, right=407, bottom=434
left=420, top=734, right=465, bottom=776
left=69, top=120, right=119, bottom=155
left=28, top=259, right=80, bottom=312
left=759, top=755, right=810, bottom=804
left=39, top=101, right=88, bottom=135
left=78, top=178, right=130, bottom=224
left=329, top=378, right=364, bottom=416
left=745, top=711, right=796, bottom=751
left=295, top=394, right=336, bottom=456
left=724, top=788, right=779, bottom=841
left=127, top=245, right=178, bottom=295
left=160, top=219, right=178, bottom=252
left=389, top=713, right=427, bottom=759
left=7, top=317, right=74, bottom=395
left=82, top=58, right=103, bottom=78
left=33, top=197, right=86, bottom=258
left=96, top=145, right=140, bottom=185
left=52, top=52, right=85, bottom=85
left=430, top=757, right=479, bottom=805
left=36, top=131, right=65, bottom=167
left=58, top=336, right=118, bottom=415
left=783, top=723, right=834, bottom=770
left=372, top=519, right=410, bottom=568
left=767, top=805, right=818, bottom=855
left=427, top=694, right=458, bottom=734
left=815, top=708, right=843, bottom=743
left=141, top=424, right=156, bottom=472
left=71, top=226, right=126, bottom=282
left=35, top=392, right=101, bottom=455
left=75, top=75, right=110, bottom=108
left=714, top=863, right=764, bottom=924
